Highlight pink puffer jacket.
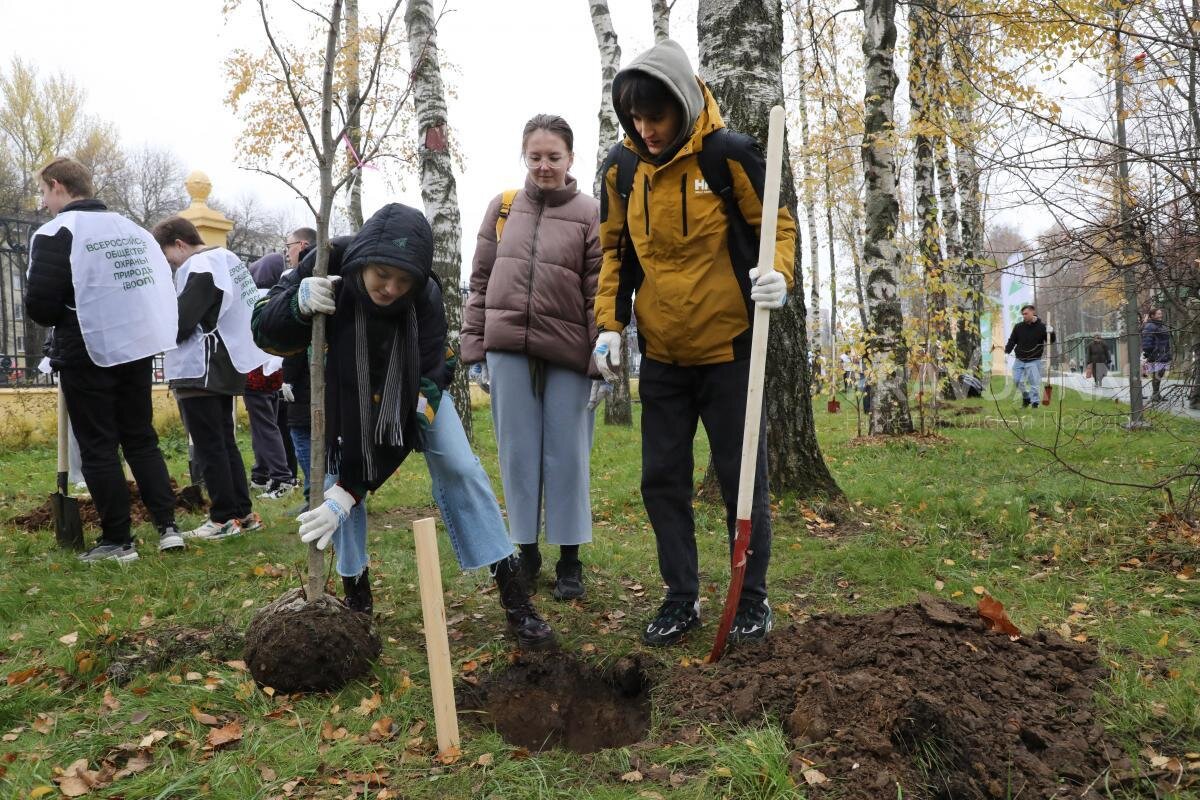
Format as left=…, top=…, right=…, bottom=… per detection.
left=461, top=175, right=601, bottom=375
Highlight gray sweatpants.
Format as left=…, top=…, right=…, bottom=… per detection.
left=487, top=351, right=594, bottom=546
left=244, top=391, right=293, bottom=485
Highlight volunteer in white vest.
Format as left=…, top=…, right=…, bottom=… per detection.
left=153, top=216, right=271, bottom=541
left=25, top=157, right=183, bottom=562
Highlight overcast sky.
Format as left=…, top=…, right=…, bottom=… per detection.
left=0, top=0, right=698, bottom=255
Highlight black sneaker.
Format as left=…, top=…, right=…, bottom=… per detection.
left=1022, top=397, right=1031, bottom=408
left=642, top=599, right=701, bottom=646
left=552, top=559, right=585, bottom=601
left=78, top=541, right=139, bottom=563
left=728, top=598, right=773, bottom=644
left=342, top=568, right=373, bottom=615
left=158, top=525, right=185, bottom=553
left=1031, top=402, right=1039, bottom=408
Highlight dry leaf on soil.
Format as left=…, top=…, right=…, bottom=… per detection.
left=977, top=594, right=1022, bottom=637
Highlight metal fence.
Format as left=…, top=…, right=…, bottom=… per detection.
left=0, top=215, right=50, bottom=386
left=0, top=214, right=262, bottom=387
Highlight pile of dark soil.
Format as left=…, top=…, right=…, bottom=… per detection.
left=103, top=623, right=243, bottom=685
left=461, top=652, right=652, bottom=754
left=665, top=595, right=1135, bottom=799
left=11, top=479, right=206, bottom=532
left=244, top=588, right=380, bottom=692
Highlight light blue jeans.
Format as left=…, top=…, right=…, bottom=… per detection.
left=1012, top=359, right=1042, bottom=404
left=329, top=394, right=514, bottom=578
left=290, top=427, right=311, bottom=503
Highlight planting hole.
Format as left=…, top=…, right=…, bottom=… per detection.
left=464, top=652, right=651, bottom=754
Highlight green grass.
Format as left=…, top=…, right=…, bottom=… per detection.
left=0, top=380, right=1198, bottom=799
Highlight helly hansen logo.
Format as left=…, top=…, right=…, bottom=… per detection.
left=694, top=178, right=712, bottom=194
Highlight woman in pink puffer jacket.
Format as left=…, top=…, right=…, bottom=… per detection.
left=461, top=114, right=601, bottom=602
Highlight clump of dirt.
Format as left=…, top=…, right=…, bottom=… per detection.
left=11, top=479, right=206, bottom=532
left=665, top=594, right=1133, bottom=800
left=103, top=622, right=244, bottom=685
left=461, top=652, right=652, bottom=754
left=243, top=588, right=380, bottom=692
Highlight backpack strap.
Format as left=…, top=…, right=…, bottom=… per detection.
left=697, top=127, right=760, bottom=272
left=494, top=189, right=520, bottom=242
left=611, top=145, right=640, bottom=259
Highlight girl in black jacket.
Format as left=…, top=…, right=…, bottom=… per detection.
left=252, top=204, right=552, bottom=648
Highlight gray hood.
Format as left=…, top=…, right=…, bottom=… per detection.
left=612, top=38, right=704, bottom=159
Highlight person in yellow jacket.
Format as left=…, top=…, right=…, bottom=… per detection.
left=593, top=39, right=796, bottom=647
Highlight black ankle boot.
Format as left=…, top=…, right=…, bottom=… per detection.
left=519, top=544, right=542, bottom=592
left=492, top=555, right=554, bottom=649
left=342, top=568, right=373, bottom=615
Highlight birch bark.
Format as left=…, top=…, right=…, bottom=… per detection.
left=860, top=0, right=914, bottom=434
left=588, top=0, right=632, bottom=426
left=406, top=0, right=472, bottom=440
left=698, top=0, right=840, bottom=495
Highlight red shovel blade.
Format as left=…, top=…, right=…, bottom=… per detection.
left=708, top=517, right=752, bottom=663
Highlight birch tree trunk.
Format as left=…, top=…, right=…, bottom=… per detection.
left=406, top=0, right=472, bottom=441
left=949, top=16, right=984, bottom=387
left=345, top=0, right=364, bottom=228
left=588, top=0, right=632, bottom=426
left=652, top=0, right=673, bottom=42
left=793, top=0, right=823, bottom=385
left=823, top=97, right=838, bottom=357
left=861, top=0, right=914, bottom=434
left=908, top=0, right=946, bottom=399
left=698, top=0, right=840, bottom=496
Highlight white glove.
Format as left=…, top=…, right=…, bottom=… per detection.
left=587, top=379, right=612, bottom=411
left=592, top=331, right=622, bottom=383
left=296, top=483, right=355, bottom=550
left=297, top=275, right=341, bottom=316
left=280, top=383, right=295, bottom=403
left=748, top=267, right=787, bottom=309
left=468, top=362, right=490, bottom=393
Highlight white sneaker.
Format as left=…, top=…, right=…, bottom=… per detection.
left=183, top=519, right=243, bottom=541
left=258, top=480, right=297, bottom=500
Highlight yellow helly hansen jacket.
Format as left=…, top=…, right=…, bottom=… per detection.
left=594, top=83, right=797, bottom=366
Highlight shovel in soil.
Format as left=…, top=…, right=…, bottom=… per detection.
left=52, top=386, right=84, bottom=550
left=708, top=105, right=786, bottom=664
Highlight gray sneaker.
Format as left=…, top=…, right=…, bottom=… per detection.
left=78, top=542, right=139, bottom=563
left=158, top=525, right=185, bottom=553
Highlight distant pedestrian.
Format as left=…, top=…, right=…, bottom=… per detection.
left=1085, top=335, right=1110, bottom=388
left=1141, top=308, right=1171, bottom=402
left=26, top=157, right=182, bottom=561
left=1004, top=304, right=1055, bottom=408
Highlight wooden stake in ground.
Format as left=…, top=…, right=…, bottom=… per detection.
left=412, top=516, right=460, bottom=754
left=708, top=105, right=786, bottom=664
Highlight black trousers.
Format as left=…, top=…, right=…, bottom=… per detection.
left=178, top=394, right=252, bottom=523
left=59, top=357, right=176, bottom=544
left=639, top=356, right=772, bottom=605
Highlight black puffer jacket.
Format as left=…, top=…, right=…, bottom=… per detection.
left=252, top=208, right=450, bottom=496
left=24, top=199, right=107, bottom=369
